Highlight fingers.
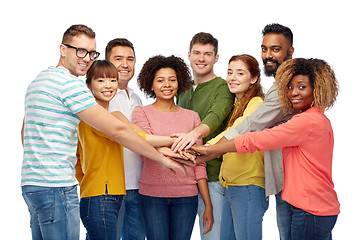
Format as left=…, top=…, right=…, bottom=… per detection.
left=172, top=157, right=197, bottom=167
left=172, top=138, right=189, bottom=152
left=202, top=216, right=214, bottom=235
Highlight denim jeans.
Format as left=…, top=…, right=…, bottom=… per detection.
left=275, top=191, right=292, bottom=240
left=80, top=194, right=123, bottom=240
left=117, top=189, right=146, bottom=240
left=22, top=185, right=80, bottom=240
left=290, top=205, right=337, bottom=240
left=140, top=194, right=198, bottom=240
left=220, top=185, right=269, bottom=240
left=198, top=181, right=225, bottom=240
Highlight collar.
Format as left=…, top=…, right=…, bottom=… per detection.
left=115, top=87, right=134, bottom=96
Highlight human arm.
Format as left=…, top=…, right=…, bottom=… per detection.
left=76, top=104, right=186, bottom=175
left=75, top=142, right=84, bottom=183
left=192, top=140, right=237, bottom=156
left=233, top=111, right=309, bottom=154
left=172, top=80, right=234, bottom=151
left=224, top=84, right=286, bottom=140
left=111, top=111, right=176, bottom=147
left=170, top=123, right=210, bottom=152
left=197, top=178, right=214, bottom=235
left=21, top=118, right=24, bottom=146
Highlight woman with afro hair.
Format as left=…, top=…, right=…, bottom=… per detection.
left=132, top=55, right=213, bottom=240
left=191, top=58, right=340, bottom=240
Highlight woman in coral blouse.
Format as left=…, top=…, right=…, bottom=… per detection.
left=191, top=58, right=340, bottom=240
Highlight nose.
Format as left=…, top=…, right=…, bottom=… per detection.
left=121, top=59, right=128, bottom=68
left=163, top=80, right=170, bottom=87
left=104, top=80, right=111, bottom=88
left=227, top=73, right=235, bottom=82
left=198, top=53, right=205, bottom=62
left=290, top=88, right=299, bottom=96
left=265, top=49, right=272, bottom=59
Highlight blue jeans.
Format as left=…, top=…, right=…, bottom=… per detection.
left=276, top=191, right=292, bottom=240
left=80, top=194, right=123, bottom=240
left=140, top=194, right=198, bottom=240
left=198, top=181, right=225, bottom=240
left=22, top=185, right=80, bottom=240
left=290, top=205, right=337, bottom=240
left=220, top=185, right=269, bottom=240
left=117, top=190, right=146, bottom=240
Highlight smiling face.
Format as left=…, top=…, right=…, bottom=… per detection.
left=287, top=75, right=314, bottom=111
left=188, top=43, right=219, bottom=81
left=88, top=77, right=118, bottom=109
left=151, top=68, right=178, bottom=101
left=261, top=33, right=294, bottom=77
left=226, top=60, right=257, bottom=99
left=59, top=34, right=96, bottom=76
left=108, top=46, right=135, bottom=88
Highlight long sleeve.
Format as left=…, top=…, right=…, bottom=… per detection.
left=208, top=97, right=263, bottom=145
left=224, top=84, right=286, bottom=140
left=201, top=81, right=234, bottom=135
left=234, top=111, right=308, bottom=154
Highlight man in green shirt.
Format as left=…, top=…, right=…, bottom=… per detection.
left=174, top=32, right=234, bottom=239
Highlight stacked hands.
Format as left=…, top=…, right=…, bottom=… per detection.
left=158, top=132, right=211, bottom=169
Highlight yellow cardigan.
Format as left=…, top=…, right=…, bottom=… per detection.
left=75, top=120, right=146, bottom=198
left=208, top=97, right=265, bottom=189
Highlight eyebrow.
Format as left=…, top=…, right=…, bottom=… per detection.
left=261, top=44, right=282, bottom=48
left=114, top=55, right=134, bottom=58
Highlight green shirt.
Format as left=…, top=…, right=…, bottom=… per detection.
left=177, top=77, right=234, bottom=181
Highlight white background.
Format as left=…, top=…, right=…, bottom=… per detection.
left=0, top=0, right=358, bottom=239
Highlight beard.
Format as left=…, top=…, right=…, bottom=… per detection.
left=263, top=52, right=291, bottom=77
left=263, top=58, right=280, bottom=77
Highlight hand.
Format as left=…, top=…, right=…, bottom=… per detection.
left=158, top=155, right=187, bottom=177
left=170, top=132, right=199, bottom=152
left=157, top=147, right=196, bottom=163
left=191, top=144, right=211, bottom=156
left=172, top=157, right=197, bottom=168
left=202, top=205, right=214, bottom=235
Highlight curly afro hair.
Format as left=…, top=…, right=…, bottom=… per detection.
left=276, top=58, right=338, bottom=114
left=138, top=55, right=192, bottom=98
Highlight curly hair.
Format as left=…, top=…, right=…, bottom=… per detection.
left=276, top=58, right=338, bottom=114
left=226, top=54, right=265, bottom=128
left=137, top=55, right=192, bottom=98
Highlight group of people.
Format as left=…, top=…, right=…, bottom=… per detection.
left=21, top=22, right=340, bottom=240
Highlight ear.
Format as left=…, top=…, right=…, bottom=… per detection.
left=288, top=47, right=294, bottom=58
left=214, top=54, right=219, bottom=64
left=188, top=51, right=191, bottom=60
left=250, top=77, right=258, bottom=85
left=60, top=44, right=66, bottom=57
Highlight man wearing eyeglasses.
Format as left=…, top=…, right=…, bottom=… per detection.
left=21, top=24, right=186, bottom=240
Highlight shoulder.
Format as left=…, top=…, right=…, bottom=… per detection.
left=249, top=96, right=264, bottom=105
left=133, top=105, right=153, bottom=115
left=209, top=77, right=227, bottom=87
left=179, top=107, right=200, bottom=118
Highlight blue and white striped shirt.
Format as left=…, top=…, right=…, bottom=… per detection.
left=21, top=66, right=97, bottom=187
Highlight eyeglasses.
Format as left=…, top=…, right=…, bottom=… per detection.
left=63, top=44, right=100, bottom=61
